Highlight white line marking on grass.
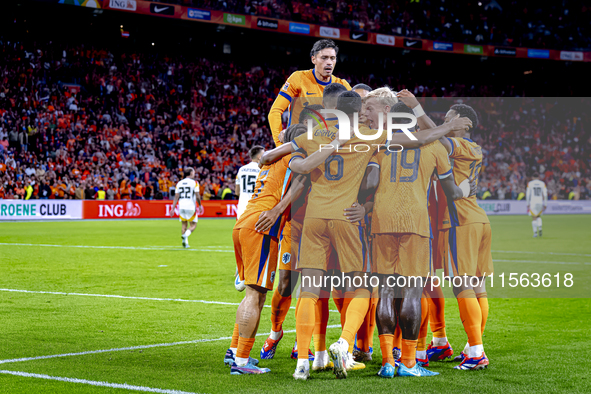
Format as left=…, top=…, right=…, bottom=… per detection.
left=0, top=325, right=341, bottom=365
left=493, top=250, right=591, bottom=257
left=494, top=259, right=591, bottom=265
left=0, top=288, right=340, bottom=314
left=0, top=242, right=233, bottom=253
left=0, top=370, right=199, bottom=394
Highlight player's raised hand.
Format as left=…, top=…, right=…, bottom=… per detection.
left=255, top=209, right=280, bottom=232
left=449, top=117, right=472, bottom=132
left=278, top=129, right=286, bottom=144
left=396, top=89, right=420, bottom=108
left=344, top=202, right=365, bottom=223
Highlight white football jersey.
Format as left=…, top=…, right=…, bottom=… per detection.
left=176, top=178, right=198, bottom=210
left=235, top=161, right=261, bottom=219
left=526, top=179, right=547, bottom=211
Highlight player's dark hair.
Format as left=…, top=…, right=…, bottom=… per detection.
left=450, top=104, right=479, bottom=129
left=532, top=172, right=540, bottom=178
left=299, top=104, right=325, bottom=125
left=391, top=102, right=416, bottom=131
left=322, top=83, right=348, bottom=108
left=285, top=124, right=307, bottom=143
left=310, top=39, right=339, bottom=57
left=352, top=83, right=372, bottom=92
left=336, top=91, right=362, bottom=115
left=248, top=145, right=264, bottom=161
left=183, top=167, right=194, bottom=178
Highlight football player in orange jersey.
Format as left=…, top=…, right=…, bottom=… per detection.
left=268, top=40, right=351, bottom=146
left=398, top=91, right=492, bottom=371
left=355, top=100, right=471, bottom=378
left=226, top=124, right=307, bottom=375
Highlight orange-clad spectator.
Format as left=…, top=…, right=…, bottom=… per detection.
left=50, top=181, right=59, bottom=199
left=120, top=179, right=130, bottom=199
left=135, top=182, right=143, bottom=199
left=57, top=180, right=67, bottom=199
left=0, top=162, right=6, bottom=174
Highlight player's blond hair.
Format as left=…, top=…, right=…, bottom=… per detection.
left=365, top=86, right=398, bottom=109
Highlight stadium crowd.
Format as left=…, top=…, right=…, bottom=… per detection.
left=0, top=39, right=589, bottom=200
left=150, top=0, right=591, bottom=51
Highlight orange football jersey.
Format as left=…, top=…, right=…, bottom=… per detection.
left=290, top=123, right=386, bottom=221
left=269, top=69, right=351, bottom=146
left=235, top=156, right=291, bottom=238
left=440, top=137, right=489, bottom=229
left=371, top=141, right=452, bottom=237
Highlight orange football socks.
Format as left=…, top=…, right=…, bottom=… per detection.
left=314, top=290, right=330, bottom=352
left=394, top=324, right=402, bottom=350
left=418, top=297, right=429, bottom=352
left=341, top=289, right=370, bottom=347
left=230, top=323, right=240, bottom=349
left=270, top=288, right=291, bottom=332
left=296, top=292, right=318, bottom=359
left=378, top=334, right=395, bottom=366
left=477, top=292, right=489, bottom=335
left=236, top=337, right=256, bottom=364
left=401, top=339, right=418, bottom=368
left=456, top=289, right=483, bottom=346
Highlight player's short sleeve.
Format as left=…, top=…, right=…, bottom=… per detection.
left=434, top=144, right=452, bottom=179
left=448, top=137, right=471, bottom=159
left=368, top=149, right=380, bottom=168
left=279, top=72, right=300, bottom=102
left=289, top=133, right=310, bottom=166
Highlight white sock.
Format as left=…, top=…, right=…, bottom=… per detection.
left=463, top=342, right=470, bottom=354
left=338, top=338, right=350, bottom=352
left=230, top=347, right=237, bottom=355
left=432, top=336, right=448, bottom=347
left=314, top=350, right=327, bottom=364
left=183, top=229, right=192, bottom=238
left=537, top=217, right=542, bottom=228
left=297, top=358, right=310, bottom=370
left=468, top=344, right=484, bottom=358
left=416, top=350, right=427, bottom=360
left=235, top=356, right=249, bottom=366
left=270, top=329, right=282, bottom=340
left=532, top=221, right=538, bottom=235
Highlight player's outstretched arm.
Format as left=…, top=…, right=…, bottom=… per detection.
left=439, top=174, right=464, bottom=201
left=388, top=117, right=472, bottom=150
left=397, top=89, right=437, bottom=130
left=195, top=189, right=202, bottom=207
left=254, top=187, right=292, bottom=232
left=169, top=192, right=180, bottom=217
left=344, top=165, right=380, bottom=223
left=259, top=143, right=294, bottom=167
left=289, top=136, right=349, bottom=174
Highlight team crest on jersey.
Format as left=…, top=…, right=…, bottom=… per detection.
left=283, top=82, right=290, bottom=91
left=282, top=253, right=291, bottom=265
left=270, top=271, right=276, bottom=283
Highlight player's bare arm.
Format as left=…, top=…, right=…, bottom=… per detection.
left=439, top=173, right=467, bottom=201
left=344, top=165, right=380, bottom=223
left=397, top=89, right=438, bottom=130
left=289, top=131, right=352, bottom=174
left=169, top=192, right=180, bottom=218
left=254, top=187, right=292, bottom=232
left=259, top=142, right=293, bottom=167
left=389, top=117, right=472, bottom=150
left=195, top=189, right=202, bottom=207
left=235, top=179, right=241, bottom=197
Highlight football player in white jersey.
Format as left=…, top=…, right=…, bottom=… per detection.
left=234, top=146, right=264, bottom=291
left=235, top=146, right=264, bottom=219
left=170, top=167, right=202, bottom=248
left=526, top=172, right=548, bottom=237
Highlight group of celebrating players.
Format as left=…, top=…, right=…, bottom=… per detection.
left=223, top=39, right=493, bottom=380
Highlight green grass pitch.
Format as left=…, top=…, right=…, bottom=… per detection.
left=0, top=215, right=590, bottom=393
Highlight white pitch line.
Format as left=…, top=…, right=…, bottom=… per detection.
left=0, top=242, right=233, bottom=253
left=493, top=259, right=591, bottom=265
left=0, top=325, right=341, bottom=365
left=0, top=370, right=199, bottom=394
left=493, top=249, right=591, bottom=257
left=0, top=288, right=339, bottom=314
